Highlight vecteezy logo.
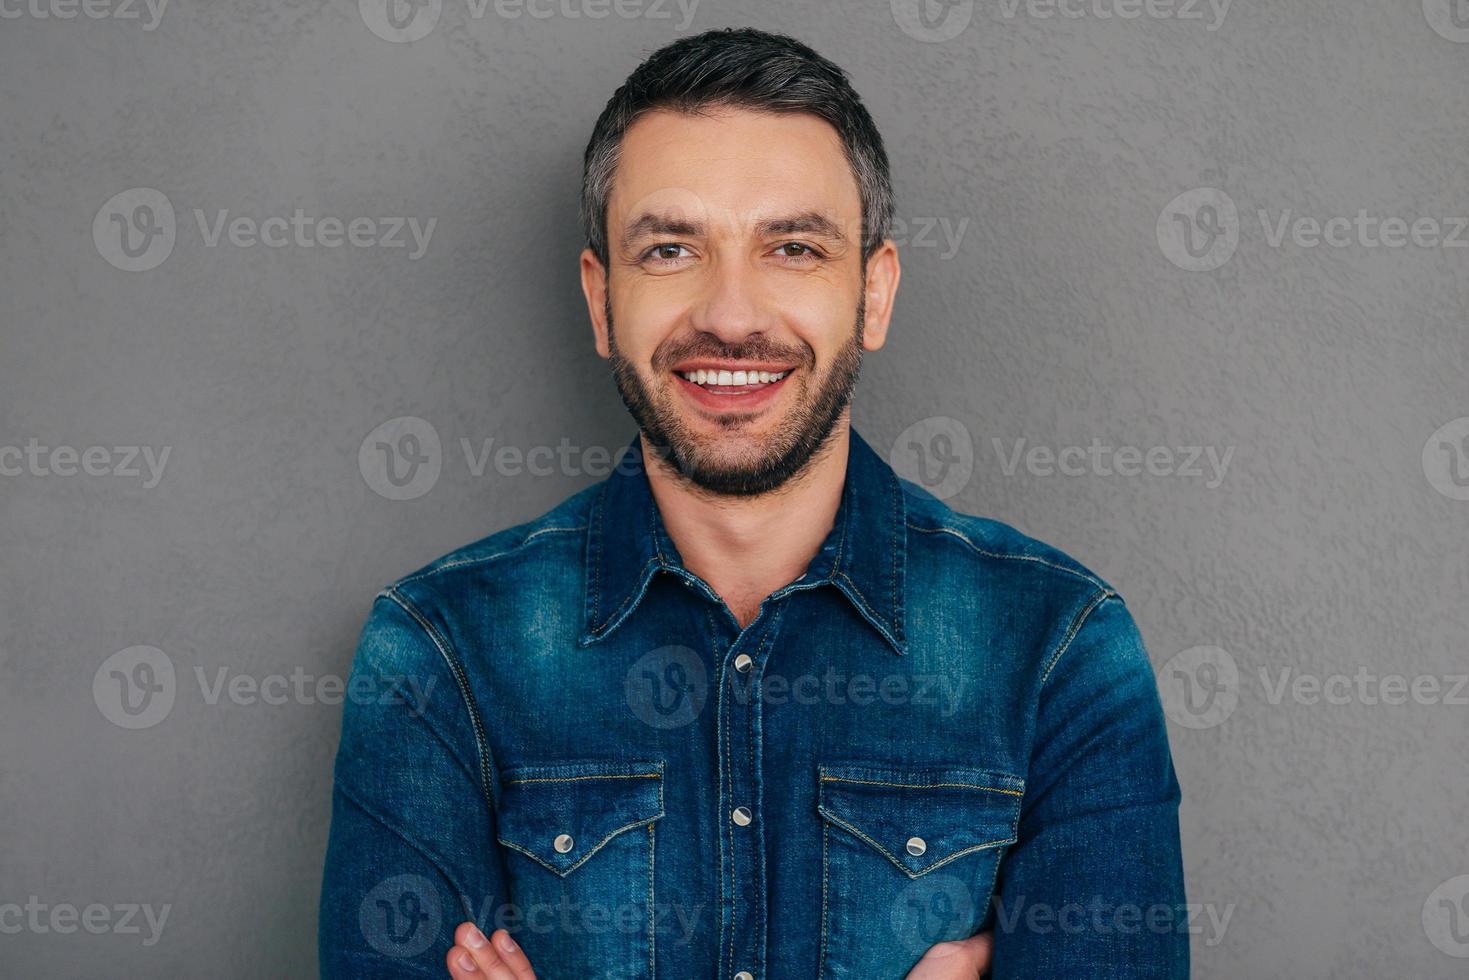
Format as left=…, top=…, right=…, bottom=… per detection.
left=1423, top=0, right=1469, bottom=42
left=360, top=874, right=442, bottom=958
left=1157, top=645, right=1239, bottom=730
left=890, top=874, right=976, bottom=954
left=93, top=646, right=177, bottom=729
left=359, top=416, right=442, bottom=500
left=624, top=645, right=708, bottom=729
left=1157, top=188, right=1240, bottom=272
left=890, top=417, right=974, bottom=501
left=360, top=0, right=442, bottom=41
left=1422, top=417, right=1469, bottom=501
left=1423, top=875, right=1469, bottom=957
left=93, top=188, right=176, bottom=272
left=890, top=0, right=974, bottom=41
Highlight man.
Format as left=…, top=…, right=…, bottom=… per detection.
left=319, top=27, right=1188, bottom=979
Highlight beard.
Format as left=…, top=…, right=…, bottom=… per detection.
left=605, top=293, right=865, bottom=498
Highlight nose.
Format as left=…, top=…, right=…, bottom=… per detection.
left=687, top=253, right=777, bottom=344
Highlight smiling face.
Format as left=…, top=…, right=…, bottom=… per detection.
left=581, top=106, right=899, bottom=496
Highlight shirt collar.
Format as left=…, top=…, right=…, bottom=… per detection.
left=578, top=426, right=907, bottom=655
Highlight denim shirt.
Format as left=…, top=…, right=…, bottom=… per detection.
left=319, top=427, right=1188, bottom=979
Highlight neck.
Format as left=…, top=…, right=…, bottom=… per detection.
left=642, top=416, right=851, bottom=628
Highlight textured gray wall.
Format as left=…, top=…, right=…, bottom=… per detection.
left=2, top=1, right=1466, bottom=976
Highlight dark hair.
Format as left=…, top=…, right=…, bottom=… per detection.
left=580, top=27, right=895, bottom=266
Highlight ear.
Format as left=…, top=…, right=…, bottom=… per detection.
left=860, top=239, right=901, bottom=352
left=580, top=247, right=611, bottom=359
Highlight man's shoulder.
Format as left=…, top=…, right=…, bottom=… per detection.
left=899, top=481, right=1118, bottom=600
left=386, top=481, right=599, bottom=597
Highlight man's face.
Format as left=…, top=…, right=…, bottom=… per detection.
left=582, top=107, right=897, bottom=496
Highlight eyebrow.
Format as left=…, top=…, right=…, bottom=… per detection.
left=619, top=210, right=850, bottom=250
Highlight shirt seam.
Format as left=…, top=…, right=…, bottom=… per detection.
left=383, top=587, right=497, bottom=816
left=905, top=521, right=1110, bottom=593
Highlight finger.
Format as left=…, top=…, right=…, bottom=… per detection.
left=486, top=928, right=537, bottom=979
left=904, top=929, right=994, bottom=979
left=445, top=922, right=531, bottom=980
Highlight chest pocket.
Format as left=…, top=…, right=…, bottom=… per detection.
left=816, top=761, right=1024, bottom=980
left=495, top=759, right=665, bottom=980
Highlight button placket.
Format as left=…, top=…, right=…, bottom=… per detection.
left=718, top=609, right=776, bottom=980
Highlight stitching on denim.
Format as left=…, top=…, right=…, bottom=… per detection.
left=384, top=589, right=495, bottom=815
left=722, top=618, right=736, bottom=980
left=818, top=775, right=1023, bottom=797
left=590, top=481, right=606, bottom=631
left=816, top=809, right=1014, bottom=878
left=890, top=467, right=905, bottom=649
left=905, top=523, right=1111, bottom=593
left=587, top=557, right=663, bottom=637
left=1039, top=588, right=1112, bottom=691
left=334, top=783, right=465, bottom=897
left=817, top=817, right=830, bottom=980
left=396, top=525, right=586, bottom=586
left=833, top=570, right=904, bottom=655
left=496, top=810, right=665, bottom=878
left=502, top=772, right=660, bottom=785
left=647, top=822, right=656, bottom=980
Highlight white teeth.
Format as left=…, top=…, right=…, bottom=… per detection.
left=679, top=369, right=789, bottom=386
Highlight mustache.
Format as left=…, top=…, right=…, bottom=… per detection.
left=651, top=336, right=813, bottom=372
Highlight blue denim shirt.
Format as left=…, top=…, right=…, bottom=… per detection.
left=319, top=427, right=1188, bottom=979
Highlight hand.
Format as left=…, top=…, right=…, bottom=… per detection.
left=445, top=922, right=537, bottom=979
left=904, top=930, right=994, bottom=979
left=441, top=920, right=990, bottom=980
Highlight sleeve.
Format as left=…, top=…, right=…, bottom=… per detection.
left=986, top=591, right=1190, bottom=978
left=317, top=589, right=509, bottom=979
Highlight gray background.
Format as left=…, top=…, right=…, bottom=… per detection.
left=2, top=0, right=1466, bottom=976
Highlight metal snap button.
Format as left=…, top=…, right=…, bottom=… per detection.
left=731, top=806, right=752, bottom=826
left=906, top=836, right=927, bottom=857
left=734, top=972, right=754, bottom=980
left=554, top=833, right=574, bottom=854
left=734, top=653, right=753, bottom=673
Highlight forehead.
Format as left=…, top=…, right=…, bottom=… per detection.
left=607, top=106, right=862, bottom=230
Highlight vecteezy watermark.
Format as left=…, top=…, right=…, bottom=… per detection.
left=93, top=188, right=436, bottom=272
left=995, top=0, right=1231, bottom=30
left=0, top=439, right=170, bottom=488
left=889, top=217, right=971, bottom=260
left=1159, top=187, right=1469, bottom=271
left=623, top=646, right=966, bottom=729
left=93, top=646, right=437, bottom=729
left=358, top=416, right=667, bottom=500
left=358, top=0, right=698, bottom=43
left=991, top=895, right=1234, bottom=947
left=0, top=897, right=170, bottom=947
left=358, top=874, right=706, bottom=958
left=624, top=645, right=709, bottom=731
left=0, top=0, right=167, bottom=29
left=1422, top=0, right=1469, bottom=43
left=891, top=0, right=1229, bottom=42
left=1158, top=645, right=1240, bottom=730
left=1422, top=417, right=1469, bottom=501
left=1158, top=645, right=1469, bottom=731
left=1423, top=874, right=1469, bottom=958
left=890, top=417, right=975, bottom=502
left=993, top=438, right=1235, bottom=488
left=468, top=895, right=705, bottom=945
left=361, top=875, right=443, bottom=958
left=729, top=667, right=967, bottom=717
left=1258, top=667, right=1469, bottom=708
left=890, top=874, right=979, bottom=954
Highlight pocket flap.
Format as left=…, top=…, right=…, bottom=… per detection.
left=496, top=759, right=664, bottom=876
left=817, top=762, right=1024, bottom=877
